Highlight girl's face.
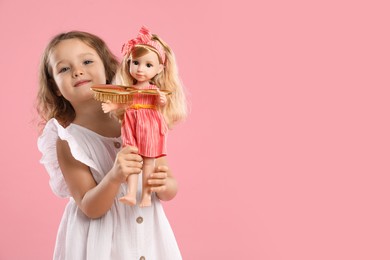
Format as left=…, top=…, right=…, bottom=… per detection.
left=129, top=51, right=163, bottom=84
left=49, top=39, right=106, bottom=105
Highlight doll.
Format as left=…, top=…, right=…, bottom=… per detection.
left=93, top=26, right=187, bottom=207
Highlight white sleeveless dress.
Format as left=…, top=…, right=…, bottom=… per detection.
left=38, top=119, right=181, bottom=260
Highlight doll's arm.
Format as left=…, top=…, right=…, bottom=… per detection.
left=156, top=88, right=167, bottom=107
left=57, top=139, right=143, bottom=218
left=102, top=100, right=127, bottom=113
left=147, top=156, right=178, bottom=201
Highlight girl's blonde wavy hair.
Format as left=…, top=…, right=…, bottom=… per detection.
left=36, top=31, right=119, bottom=128
left=115, top=34, right=187, bottom=129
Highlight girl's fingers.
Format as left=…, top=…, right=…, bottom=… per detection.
left=122, top=145, right=139, bottom=154
left=120, top=146, right=143, bottom=162
left=127, top=155, right=143, bottom=163
left=150, top=186, right=167, bottom=193
left=119, top=153, right=143, bottom=163
left=150, top=172, right=168, bottom=179
left=155, top=165, right=168, bottom=172
left=126, top=161, right=143, bottom=169
left=148, top=178, right=167, bottom=185
left=127, top=167, right=142, bottom=175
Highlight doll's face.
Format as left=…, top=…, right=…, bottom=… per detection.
left=129, top=51, right=163, bottom=83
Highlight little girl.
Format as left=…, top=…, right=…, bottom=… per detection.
left=37, top=31, right=182, bottom=259
left=100, top=26, right=187, bottom=207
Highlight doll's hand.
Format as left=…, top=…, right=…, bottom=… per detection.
left=109, top=146, right=143, bottom=184
left=102, top=100, right=118, bottom=113
left=147, top=165, right=169, bottom=193
left=156, top=89, right=167, bottom=106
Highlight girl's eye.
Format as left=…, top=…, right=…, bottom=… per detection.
left=58, top=67, right=69, bottom=73
left=84, top=60, right=93, bottom=65
left=146, top=63, right=153, bottom=68
left=132, top=61, right=139, bottom=65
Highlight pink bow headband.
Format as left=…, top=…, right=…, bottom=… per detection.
left=121, top=26, right=166, bottom=64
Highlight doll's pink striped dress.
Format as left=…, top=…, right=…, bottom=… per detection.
left=122, top=84, right=168, bottom=158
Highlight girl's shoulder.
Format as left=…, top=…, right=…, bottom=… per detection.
left=37, top=119, right=72, bottom=197
left=38, top=119, right=95, bottom=149
left=37, top=119, right=112, bottom=198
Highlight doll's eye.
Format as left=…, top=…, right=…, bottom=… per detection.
left=132, top=61, right=139, bottom=65
left=146, top=63, right=153, bottom=68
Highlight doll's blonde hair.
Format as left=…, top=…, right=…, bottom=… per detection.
left=115, top=34, right=187, bottom=128
left=36, top=31, right=119, bottom=127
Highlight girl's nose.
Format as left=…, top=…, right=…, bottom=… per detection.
left=73, top=67, right=84, bottom=77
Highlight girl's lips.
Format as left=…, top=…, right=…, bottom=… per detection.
left=74, top=80, right=91, bottom=87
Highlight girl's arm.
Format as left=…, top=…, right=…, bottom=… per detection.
left=56, top=139, right=143, bottom=219
left=148, top=156, right=178, bottom=201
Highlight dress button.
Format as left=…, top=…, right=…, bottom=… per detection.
left=139, top=257, right=145, bottom=260
left=114, top=141, right=121, bottom=148
left=136, top=216, right=143, bottom=224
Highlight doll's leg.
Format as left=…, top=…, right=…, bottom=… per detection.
left=119, top=173, right=138, bottom=206
left=139, top=157, right=155, bottom=207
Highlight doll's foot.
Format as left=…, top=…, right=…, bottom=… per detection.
left=119, top=195, right=136, bottom=206
left=139, top=197, right=152, bottom=208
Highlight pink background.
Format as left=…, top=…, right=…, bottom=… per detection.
left=1, top=0, right=389, bottom=259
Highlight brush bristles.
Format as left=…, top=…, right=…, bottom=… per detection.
left=93, top=93, right=132, bottom=103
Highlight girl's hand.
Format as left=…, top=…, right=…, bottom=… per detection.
left=156, top=89, right=167, bottom=106
left=147, top=165, right=169, bottom=193
left=102, top=100, right=119, bottom=113
left=109, top=146, right=143, bottom=184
